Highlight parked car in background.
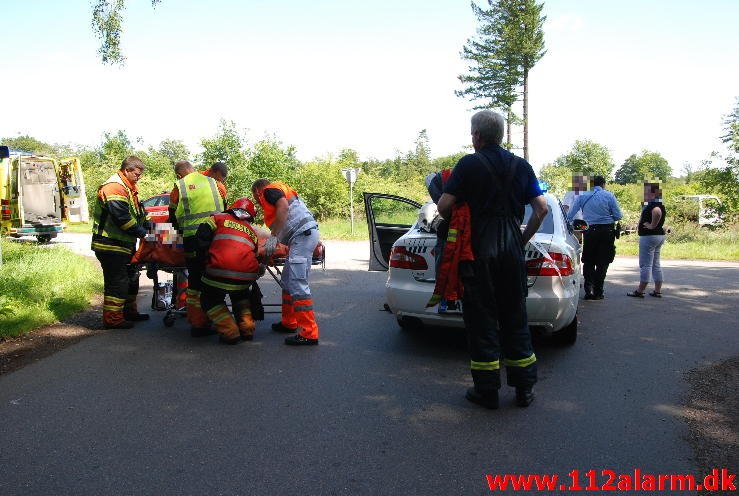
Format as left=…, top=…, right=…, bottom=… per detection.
left=142, top=192, right=170, bottom=223
left=363, top=192, right=583, bottom=344
left=678, top=195, right=723, bottom=226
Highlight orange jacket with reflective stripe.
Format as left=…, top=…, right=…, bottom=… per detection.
left=427, top=170, right=474, bottom=306
left=205, top=213, right=260, bottom=281
left=257, top=182, right=298, bottom=228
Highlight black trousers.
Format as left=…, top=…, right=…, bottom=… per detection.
left=183, top=236, right=203, bottom=295
left=460, top=257, right=537, bottom=392
left=95, top=251, right=140, bottom=311
left=582, top=226, right=616, bottom=296
left=200, top=284, right=252, bottom=318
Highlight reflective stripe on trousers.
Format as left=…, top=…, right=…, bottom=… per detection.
left=281, top=228, right=320, bottom=339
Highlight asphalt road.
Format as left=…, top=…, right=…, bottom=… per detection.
left=1, top=237, right=738, bottom=495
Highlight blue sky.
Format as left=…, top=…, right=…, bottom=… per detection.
left=2, top=0, right=738, bottom=173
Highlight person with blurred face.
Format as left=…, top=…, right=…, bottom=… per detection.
left=567, top=175, right=623, bottom=300
left=627, top=182, right=666, bottom=298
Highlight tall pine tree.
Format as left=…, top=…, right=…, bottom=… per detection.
left=457, top=0, right=546, bottom=161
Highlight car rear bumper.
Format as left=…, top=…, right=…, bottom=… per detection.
left=386, top=275, right=578, bottom=334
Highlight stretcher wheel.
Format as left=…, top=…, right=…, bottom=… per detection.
left=163, top=311, right=176, bottom=327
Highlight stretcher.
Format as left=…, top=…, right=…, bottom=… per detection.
left=129, top=222, right=188, bottom=327
left=129, top=222, right=327, bottom=322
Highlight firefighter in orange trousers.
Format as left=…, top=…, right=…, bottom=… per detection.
left=252, top=178, right=320, bottom=346
left=91, top=156, right=150, bottom=329
left=168, top=160, right=227, bottom=337
left=195, top=198, right=263, bottom=345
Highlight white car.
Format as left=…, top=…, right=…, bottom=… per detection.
left=363, top=192, right=583, bottom=344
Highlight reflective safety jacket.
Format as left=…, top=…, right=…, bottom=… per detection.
left=174, top=172, right=225, bottom=238
left=91, top=171, right=146, bottom=255
left=257, top=181, right=317, bottom=244
left=197, top=212, right=260, bottom=291
left=427, top=171, right=474, bottom=307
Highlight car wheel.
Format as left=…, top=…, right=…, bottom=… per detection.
left=552, top=315, right=577, bottom=345
left=397, top=316, right=423, bottom=332
left=36, top=234, right=52, bottom=244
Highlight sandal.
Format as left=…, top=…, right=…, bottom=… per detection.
left=627, top=290, right=644, bottom=298
left=649, top=291, right=662, bottom=298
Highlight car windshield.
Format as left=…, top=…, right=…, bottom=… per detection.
left=522, top=204, right=554, bottom=234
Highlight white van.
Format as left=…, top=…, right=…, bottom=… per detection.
left=678, top=195, right=723, bottom=226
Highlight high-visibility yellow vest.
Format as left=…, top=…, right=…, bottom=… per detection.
left=174, top=172, right=225, bottom=237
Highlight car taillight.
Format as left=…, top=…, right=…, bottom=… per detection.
left=389, top=246, right=428, bottom=270
left=1, top=199, right=10, bottom=220
left=526, top=252, right=574, bottom=276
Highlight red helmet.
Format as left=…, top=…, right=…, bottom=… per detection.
left=229, top=197, right=256, bottom=218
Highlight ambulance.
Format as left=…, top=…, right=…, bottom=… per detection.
left=0, top=146, right=89, bottom=242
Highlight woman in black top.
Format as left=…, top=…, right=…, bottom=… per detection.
left=628, top=182, right=666, bottom=298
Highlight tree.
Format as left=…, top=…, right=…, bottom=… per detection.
left=0, top=135, right=58, bottom=156
left=537, top=163, right=572, bottom=197
left=157, top=139, right=190, bottom=166
left=699, top=98, right=739, bottom=212
left=91, top=0, right=161, bottom=65
left=614, top=150, right=671, bottom=184
left=457, top=0, right=546, bottom=160
left=553, top=140, right=616, bottom=180
left=457, top=2, right=520, bottom=148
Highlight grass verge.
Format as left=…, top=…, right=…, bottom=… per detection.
left=616, top=231, right=739, bottom=261
left=0, top=239, right=102, bottom=338
left=64, top=223, right=92, bottom=234
left=317, top=217, right=369, bottom=240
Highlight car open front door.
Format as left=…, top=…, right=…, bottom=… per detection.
left=363, top=192, right=422, bottom=271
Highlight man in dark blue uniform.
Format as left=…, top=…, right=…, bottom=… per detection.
left=437, top=110, right=548, bottom=409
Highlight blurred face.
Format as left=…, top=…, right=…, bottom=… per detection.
left=572, top=175, right=587, bottom=191
left=123, top=166, right=144, bottom=185
left=644, top=185, right=661, bottom=201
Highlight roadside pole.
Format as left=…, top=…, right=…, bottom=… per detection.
left=340, top=167, right=361, bottom=234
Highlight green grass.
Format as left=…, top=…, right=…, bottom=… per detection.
left=616, top=229, right=739, bottom=261
left=317, top=217, right=370, bottom=240
left=64, top=223, right=92, bottom=233
left=0, top=239, right=102, bottom=338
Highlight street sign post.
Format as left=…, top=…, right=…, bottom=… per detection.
left=340, top=167, right=361, bottom=234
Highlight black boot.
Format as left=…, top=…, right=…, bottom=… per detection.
left=271, top=322, right=298, bottom=333
left=104, top=321, right=135, bottom=330
left=515, top=387, right=535, bottom=407
left=191, top=327, right=216, bottom=337
left=125, top=313, right=150, bottom=321
left=284, top=334, right=318, bottom=346
left=465, top=388, right=499, bottom=410
left=219, top=335, right=240, bottom=345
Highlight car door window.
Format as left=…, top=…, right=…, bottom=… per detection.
left=522, top=204, right=554, bottom=233
left=363, top=193, right=422, bottom=271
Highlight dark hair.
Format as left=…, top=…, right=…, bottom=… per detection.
left=592, top=175, right=606, bottom=187
left=251, top=178, right=271, bottom=192
left=210, top=161, right=228, bottom=177
left=121, top=156, right=145, bottom=171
